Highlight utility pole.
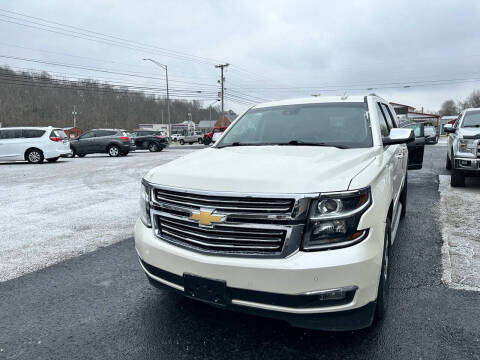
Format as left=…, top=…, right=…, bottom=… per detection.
left=143, top=58, right=170, bottom=135
left=215, top=63, right=229, bottom=125
left=72, top=105, right=77, bottom=128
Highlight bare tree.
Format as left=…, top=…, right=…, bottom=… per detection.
left=439, top=99, right=459, bottom=116
left=0, top=67, right=225, bottom=130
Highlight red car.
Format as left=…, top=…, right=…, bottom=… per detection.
left=203, top=126, right=228, bottom=145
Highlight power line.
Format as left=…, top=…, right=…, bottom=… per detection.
left=0, top=54, right=219, bottom=87
left=0, top=9, right=223, bottom=66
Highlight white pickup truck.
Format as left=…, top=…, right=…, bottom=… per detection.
left=135, top=94, right=424, bottom=331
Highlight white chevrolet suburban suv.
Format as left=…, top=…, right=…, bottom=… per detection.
left=135, top=95, right=424, bottom=331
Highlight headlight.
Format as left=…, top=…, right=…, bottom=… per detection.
left=302, top=187, right=371, bottom=251
left=458, top=139, right=475, bottom=154
left=140, top=180, right=152, bottom=228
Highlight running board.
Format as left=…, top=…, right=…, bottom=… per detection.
left=391, top=203, right=402, bottom=244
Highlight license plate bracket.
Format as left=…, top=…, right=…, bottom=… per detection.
left=183, top=273, right=228, bottom=306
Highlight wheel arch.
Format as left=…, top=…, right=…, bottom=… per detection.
left=24, top=147, right=43, bottom=160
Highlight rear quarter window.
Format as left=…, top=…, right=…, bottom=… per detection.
left=23, top=129, right=46, bottom=138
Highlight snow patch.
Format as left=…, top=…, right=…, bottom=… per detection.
left=0, top=149, right=197, bottom=282
left=438, top=175, right=480, bottom=291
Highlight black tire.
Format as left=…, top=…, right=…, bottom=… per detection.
left=173, top=138, right=177, bottom=142
left=108, top=145, right=120, bottom=157
left=77, top=153, right=86, bottom=158
left=198, top=138, right=203, bottom=144
left=148, top=143, right=158, bottom=152
left=446, top=154, right=452, bottom=170
left=451, top=170, right=465, bottom=187
left=189, top=142, right=193, bottom=145
left=26, top=149, right=44, bottom=164
left=400, top=174, right=408, bottom=218
left=203, top=136, right=211, bottom=145
left=375, top=219, right=391, bottom=320
left=179, top=139, right=185, bottom=145
left=47, top=157, right=59, bottom=163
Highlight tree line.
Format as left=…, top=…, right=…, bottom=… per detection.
left=0, top=67, right=227, bottom=130
left=439, top=90, right=480, bottom=116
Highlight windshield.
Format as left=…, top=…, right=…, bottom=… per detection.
left=217, top=102, right=372, bottom=149
left=462, top=110, right=480, bottom=127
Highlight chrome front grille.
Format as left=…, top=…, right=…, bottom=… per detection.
left=150, top=186, right=310, bottom=257
left=156, top=214, right=286, bottom=254
left=154, top=188, right=294, bottom=214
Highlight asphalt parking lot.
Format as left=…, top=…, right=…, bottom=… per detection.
left=1, top=144, right=479, bottom=360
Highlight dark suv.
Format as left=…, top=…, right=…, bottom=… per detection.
left=131, top=130, right=169, bottom=152
left=70, top=129, right=135, bottom=157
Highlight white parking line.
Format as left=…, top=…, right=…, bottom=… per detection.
left=438, top=175, right=480, bottom=291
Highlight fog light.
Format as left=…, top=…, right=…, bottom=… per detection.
left=305, top=286, right=357, bottom=301
left=460, top=160, right=471, bottom=166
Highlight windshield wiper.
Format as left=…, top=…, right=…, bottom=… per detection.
left=216, top=142, right=256, bottom=148
left=463, top=124, right=480, bottom=128
left=278, top=140, right=350, bottom=149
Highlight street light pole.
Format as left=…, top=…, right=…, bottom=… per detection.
left=143, top=58, right=170, bottom=134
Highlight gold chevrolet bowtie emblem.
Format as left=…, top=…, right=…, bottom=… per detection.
left=190, top=209, right=224, bottom=226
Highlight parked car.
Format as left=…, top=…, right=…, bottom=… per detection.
left=135, top=94, right=424, bottom=331
left=0, top=126, right=72, bottom=164
left=131, top=130, right=169, bottom=152
left=69, top=129, right=135, bottom=157
left=444, top=107, right=480, bottom=187
left=170, top=133, right=181, bottom=142
left=424, top=126, right=438, bottom=144
left=203, top=126, right=228, bottom=145
left=177, top=131, right=204, bottom=145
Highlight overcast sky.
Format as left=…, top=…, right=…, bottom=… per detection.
left=1, top=0, right=480, bottom=114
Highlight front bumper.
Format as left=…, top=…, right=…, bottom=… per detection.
left=135, top=219, right=384, bottom=330
left=453, top=156, right=480, bottom=173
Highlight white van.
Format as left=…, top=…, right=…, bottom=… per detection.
left=0, top=127, right=72, bottom=164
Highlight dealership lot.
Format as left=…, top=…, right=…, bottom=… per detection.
left=0, top=148, right=198, bottom=282
left=1, top=144, right=479, bottom=359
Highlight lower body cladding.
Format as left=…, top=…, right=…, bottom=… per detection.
left=135, top=219, right=384, bottom=331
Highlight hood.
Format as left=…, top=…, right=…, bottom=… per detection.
left=145, top=146, right=378, bottom=194
left=458, top=128, right=480, bottom=139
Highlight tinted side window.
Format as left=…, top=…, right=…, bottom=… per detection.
left=376, top=103, right=390, bottom=137
left=23, top=129, right=46, bottom=138
left=80, top=131, right=95, bottom=139
left=0, top=129, right=22, bottom=139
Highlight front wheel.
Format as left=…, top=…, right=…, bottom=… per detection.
left=148, top=143, right=158, bottom=152
left=203, top=136, right=211, bottom=145
left=26, top=149, right=44, bottom=164
left=451, top=170, right=465, bottom=187
left=375, top=219, right=391, bottom=320
left=400, top=174, right=408, bottom=218
left=179, top=139, right=185, bottom=145
left=446, top=155, right=452, bottom=170
left=108, top=145, right=120, bottom=157
left=198, top=138, right=203, bottom=144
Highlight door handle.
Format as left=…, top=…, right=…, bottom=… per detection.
left=395, top=153, right=404, bottom=159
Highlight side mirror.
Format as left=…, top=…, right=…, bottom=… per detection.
left=443, top=124, right=455, bottom=133
left=383, top=128, right=414, bottom=145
